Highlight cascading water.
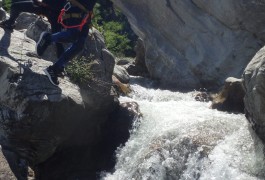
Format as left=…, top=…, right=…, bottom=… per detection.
left=102, top=76, right=265, bottom=180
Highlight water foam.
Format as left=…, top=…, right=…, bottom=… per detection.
left=102, top=77, right=265, bottom=180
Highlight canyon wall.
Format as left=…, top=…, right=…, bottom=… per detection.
left=112, top=0, right=265, bottom=89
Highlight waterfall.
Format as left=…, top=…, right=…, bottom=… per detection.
left=102, top=76, right=265, bottom=180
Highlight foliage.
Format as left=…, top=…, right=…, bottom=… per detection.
left=2, top=0, right=11, bottom=12
left=66, top=56, right=94, bottom=85
left=93, top=0, right=137, bottom=57
left=103, top=21, right=131, bottom=57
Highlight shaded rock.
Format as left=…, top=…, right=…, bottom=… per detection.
left=126, top=63, right=149, bottom=77
left=134, top=38, right=146, bottom=68
left=243, top=46, right=265, bottom=142
left=116, top=58, right=132, bottom=66
left=131, top=38, right=148, bottom=76
left=95, top=101, right=142, bottom=172
left=33, top=100, right=141, bottom=180
left=211, top=77, right=245, bottom=113
left=112, top=0, right=265, bottom=89
left=124, top=38, right=149, bottom=77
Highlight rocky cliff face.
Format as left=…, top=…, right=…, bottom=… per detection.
left=111, top=0, right=265, bottom=89
left=243, top=47, right=265, bottom=143
left=0, top=23, right=117, bottom=179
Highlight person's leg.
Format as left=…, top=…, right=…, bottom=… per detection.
left=51, top=28, right=80, bottom=44
left=43, top=36, right=86, bottom=86
left=48, top=14, right=64, bottom=58
left=36, top=28, right=79, bottom=56
left=42, top=24, right=89, bottom=86
left=53, top=24, right=89, bottom=71
left=53, top=34, right=86, bottom=71
left=43, top=27, right=88, bottom=86
left=41, top=28, right=82, bottom=86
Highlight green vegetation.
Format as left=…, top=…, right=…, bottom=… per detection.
left=66, top=56, right=94, bottom=85
left=93, top=0, right=137, bottom=57
left=2, top=0, right=11, bottom=11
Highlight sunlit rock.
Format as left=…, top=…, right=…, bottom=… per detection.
left=243, top=46, right=265, bottom=142
left=113, top=65, right=130, bottom=84
left=112, top=0, right=265, bottom=89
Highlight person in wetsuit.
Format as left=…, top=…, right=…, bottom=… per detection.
left=36, top=0, right=96, bottom=86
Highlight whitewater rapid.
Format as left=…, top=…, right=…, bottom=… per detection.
left=102, top=77, right=265, bottom=180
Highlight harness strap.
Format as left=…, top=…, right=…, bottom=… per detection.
left=57, top=0, right=94, bottom=31
left=58, top=9, right=93, bottom=31
left=62, top=13, right=83, bottom=20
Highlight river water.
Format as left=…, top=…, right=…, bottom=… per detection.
left=102, top=76, right=265, bottom=180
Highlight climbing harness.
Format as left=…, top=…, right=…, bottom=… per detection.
left=57, top=1, right=93, bottom=31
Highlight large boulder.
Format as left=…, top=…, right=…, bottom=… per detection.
left=243, top=46, right=265, bottom=142
left=111, top=0, right=265, bottom=89
left=0, top=26, right=116, bottom=179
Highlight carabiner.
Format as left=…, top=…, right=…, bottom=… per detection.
left=64, top=2, right=71, bottom=11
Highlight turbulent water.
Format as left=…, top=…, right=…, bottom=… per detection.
left=102, top=77, right=265, bottom=180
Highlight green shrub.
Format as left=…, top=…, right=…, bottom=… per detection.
left=103, top=21, right=131, bottom=57
left=2, top=0, right=11, bottom=12
left=93, top=1, right=137, bottom=57
left=66, top=56, right=94, bottom=85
